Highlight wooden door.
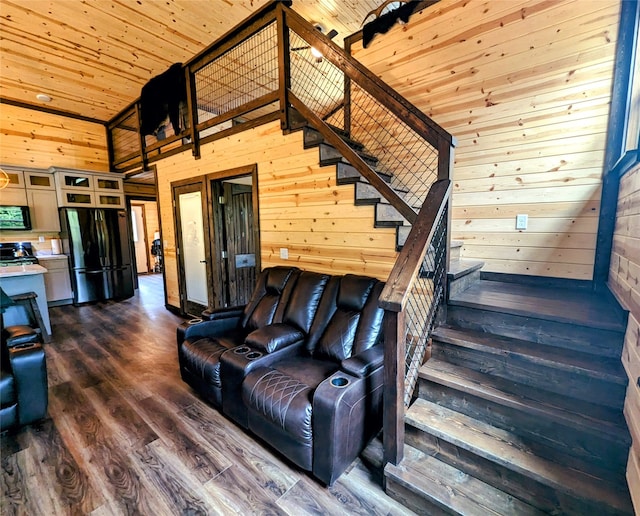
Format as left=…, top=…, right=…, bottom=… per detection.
left=173, top=181, right=211, bottom=316
left=209, top=171, right=259, bottom=308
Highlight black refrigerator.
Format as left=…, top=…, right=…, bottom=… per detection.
left=59, top=208, right=134, bottom=305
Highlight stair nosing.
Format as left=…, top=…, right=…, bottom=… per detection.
left=406, top=398, right=630, bottom=511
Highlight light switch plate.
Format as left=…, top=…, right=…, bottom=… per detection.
left=280, top=248, right=289, bottom=259
left=516, top=214, right=528, bottom=230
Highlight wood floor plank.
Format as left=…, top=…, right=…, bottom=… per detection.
left=134, top=439, right=213, bottom=515
left=0, top=274, right=403, bottom=515
left=135, top=395, right=232, bottom=483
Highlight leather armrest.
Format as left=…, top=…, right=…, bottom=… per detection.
left=245, top=323, right=304, bottom=353
left=201, top=305, right=244, bottom=321
left=9, top=343, right=48, bottom=426
left=177, top=310, right=243, bottom=345
left=341, top=344, right=384, bottom=378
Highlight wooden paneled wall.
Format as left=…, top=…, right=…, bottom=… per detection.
left=351, top=0, right=621, bottom=280
left=610, top=163, right=640, bottom=513
left=154, top=121, right=397, bottom=308
left=0, top=104, right=109, bottom=171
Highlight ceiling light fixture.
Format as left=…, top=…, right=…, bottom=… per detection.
left=36, top=93, right=52, bottom=102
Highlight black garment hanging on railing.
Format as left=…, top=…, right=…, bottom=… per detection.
left=139, top=63, right=186, bottom=137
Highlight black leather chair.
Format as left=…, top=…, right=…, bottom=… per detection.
left=177, top=266, right=301, bottom=406
left=240, top=274, right=385, bottom=486
left=1, top=288, right=48, bottom=431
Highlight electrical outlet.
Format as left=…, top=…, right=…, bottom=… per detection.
left=280, top=248, right=289, bottom=259
left=516, top=214, right=528, bottom=230
left=38, top=235, right=45, bottom=242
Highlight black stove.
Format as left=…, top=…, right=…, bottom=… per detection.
left=0, top=242, right=39, bottom=266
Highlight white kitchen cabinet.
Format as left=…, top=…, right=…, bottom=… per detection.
left=38, top=255, right=73, bottom=305
left=27, top=189, right=61, bottom=232
left=51, top=167, right=125, bottom=208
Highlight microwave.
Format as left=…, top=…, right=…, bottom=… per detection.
left=0, top=205, right=32, bottom=231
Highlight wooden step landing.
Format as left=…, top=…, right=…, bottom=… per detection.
left=451, top=280, right=627, bottom=332
left=385, top=444, right=545, bottom=516
left=405, top=399, right=634, bottom=515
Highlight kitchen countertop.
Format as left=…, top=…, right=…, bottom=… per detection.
left=0, top=264, right=48, bottom=278
left=35, top=252, right=68, bottom=260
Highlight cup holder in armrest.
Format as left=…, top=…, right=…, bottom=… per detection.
left=245, top=351, right=263, bottom=360
left=188, top=318, right=203, bottom=325
left=234, top=346, right=251, bottom=354
left=331, top=377, right=350, bottom=388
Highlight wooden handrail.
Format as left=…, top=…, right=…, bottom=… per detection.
left=282, top=5, right=455, bottom=151
left=380, top=178, right=451, bottom=466
left=380, top=179, right=451, bottom=312
left=289, top=93, right=418, bottom=224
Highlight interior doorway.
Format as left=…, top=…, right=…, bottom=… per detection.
left=172, top=165, right=259, bottom=316
left=131, top=204, right=149, bottom=274
left=173, top=182, right=210, bottom=316
left=210, top=172, right=259, bottom=307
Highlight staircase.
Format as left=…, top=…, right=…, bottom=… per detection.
left=384, top=276, right=634, bottom=515
left=303, top=125, right=418, bottom=251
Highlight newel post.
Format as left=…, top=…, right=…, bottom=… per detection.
left=383, top=308, right=406, bottom=466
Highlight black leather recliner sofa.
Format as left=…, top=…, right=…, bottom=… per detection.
left=177, top=266, right=385, bottom=485
left=0, top=328, right=48, bottom=432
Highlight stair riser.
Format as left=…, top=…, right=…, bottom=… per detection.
left=405, top=427, right=625, bottom=516
left=448, top=268, right=481, bottom=299
left=417, top=378, right=628, bottom=480
left=446, top=305, right=625, bottom=359
left=431, top=343, right=626, bottom=409
left=385, top=479, right=450, bottom=516
left=319, top=143, right=378, bottom=168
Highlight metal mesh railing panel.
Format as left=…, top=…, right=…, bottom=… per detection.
left=288, top=27, right=440, bottom=211
left=349, top=83, right=439, bottom=210
left=288, top=30, right=345, bottom=130
left=111, top=107, right=140, bottom=165
left=402, top=203, right=448, bottom=406
left=195, top=23, right=279, bottom=125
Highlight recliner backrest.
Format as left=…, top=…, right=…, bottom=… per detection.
left=308, top=275, right=385, bottom=362
left=281, top=271, right=331, bottom=335
left=242, top=267, right=300, bottom=331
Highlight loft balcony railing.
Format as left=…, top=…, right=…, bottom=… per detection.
left=107, top=0, right=455, bottom=467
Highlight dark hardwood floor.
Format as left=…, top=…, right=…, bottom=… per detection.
left=1, top=274, right=413, bottom=516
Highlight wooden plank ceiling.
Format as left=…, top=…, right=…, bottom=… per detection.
left=0, top=0, right=389, bottom=123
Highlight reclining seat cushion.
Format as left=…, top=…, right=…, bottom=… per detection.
left=242, top=357, right=338, bottom=470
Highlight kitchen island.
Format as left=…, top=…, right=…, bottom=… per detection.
left=0, top=264, right=51, bottom=337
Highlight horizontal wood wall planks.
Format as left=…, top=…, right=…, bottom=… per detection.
left=155, top=120, right=397, bottom=308
left=610, top=163, right=640, bottom=512
left=351, top=0, right=622, bottom=280
left=0, top=104, right=109, bottom=171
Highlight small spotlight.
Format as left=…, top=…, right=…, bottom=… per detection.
left=36, top=93, right=52, bottom=102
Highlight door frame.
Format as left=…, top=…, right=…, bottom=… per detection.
left=172, top=178, right=213, bottom=315
left=131, top=203, right=150, bottom=274
left=205, top=164, right=260, bottom=308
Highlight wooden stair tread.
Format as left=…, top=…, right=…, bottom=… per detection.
left=420, top=358, right=629, bottom=444
left=432, top=325, right=627, bottom=385
left=450, top=280, right=627, bottom=332
left=405, top=398, right=632, bottom=512
left=385, top=444, right=546, bottom=516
